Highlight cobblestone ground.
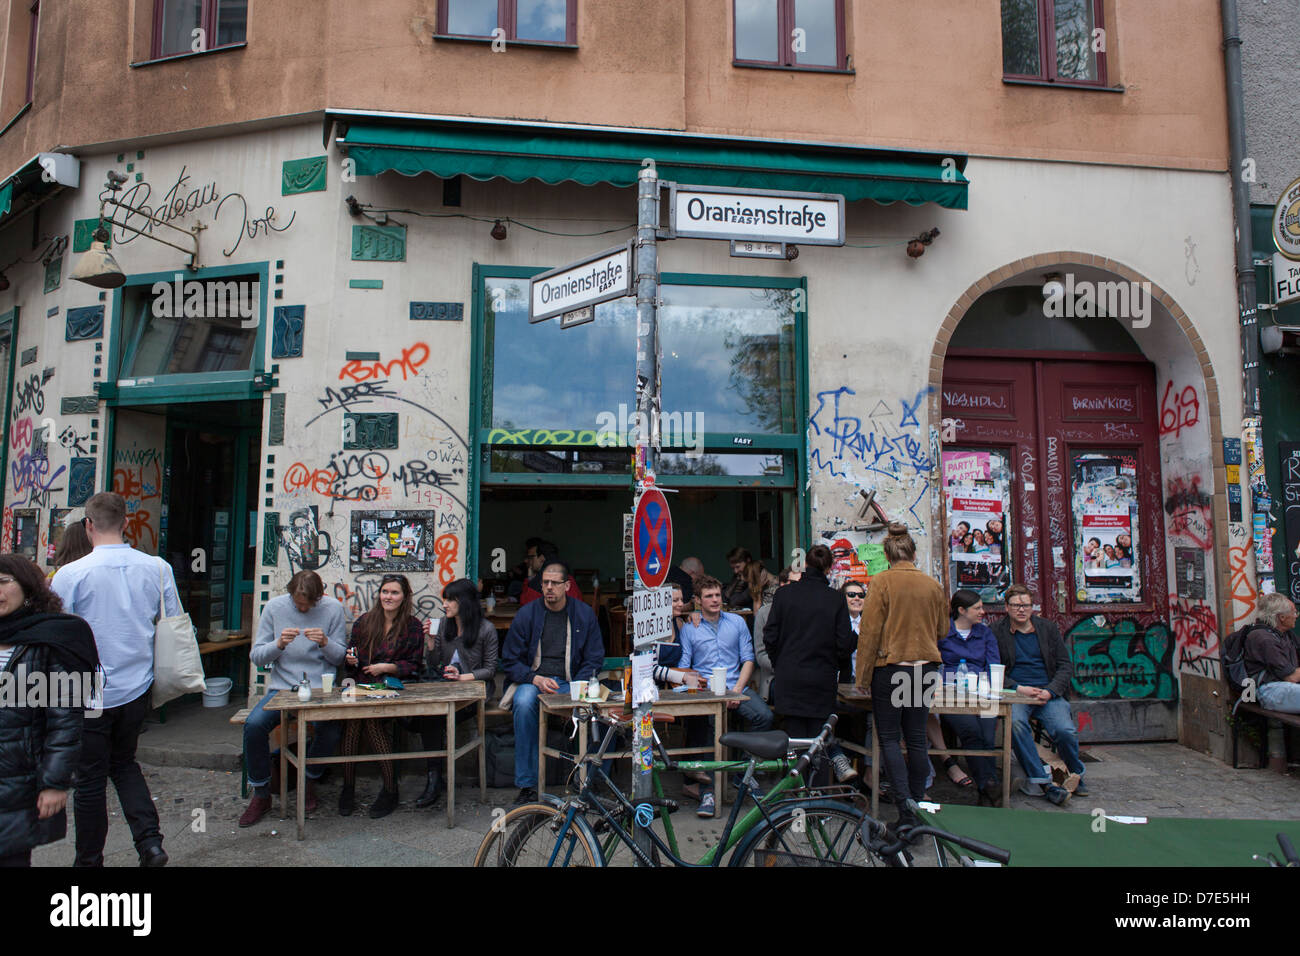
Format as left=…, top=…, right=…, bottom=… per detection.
left=30, top=743, right=1299, bottom=867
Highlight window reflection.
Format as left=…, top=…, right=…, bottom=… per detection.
left=735, top=0, right=778, bottom=61
left=517, top=0, right=567, bottom=41
left=1053, top=0, right=1097, bottom=81
left=487, top=279, right=798, bottom=436
left=447, top=0, right=497, bottom=36
left=1001, top=0, right=1041, bottom=76
left=793, top=0, right=837, bottom=67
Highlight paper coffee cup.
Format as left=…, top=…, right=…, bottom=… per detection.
left=709, top=666, right=728, bottom=695
left=989, top=664, right=1005, bottom=695
left=571, top=680, right=586, bottom=701
left=321, top=673, right=334, bottom=694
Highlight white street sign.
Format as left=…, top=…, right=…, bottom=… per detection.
left=730, top=240, right=787, bottom=259
left=630, top=585, right=674, bottom=649
left=670, top=184, right=844, bottom=245
left=1275, top=253, right=1300, bottom=306
left=529, top=243, right=633, bottom=323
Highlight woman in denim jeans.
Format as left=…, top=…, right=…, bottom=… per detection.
left=855, top=524, right=948, bottom=830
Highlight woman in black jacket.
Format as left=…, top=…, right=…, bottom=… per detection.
left=0, top=553, right=98, bottom=867
left=413, top=577, right=499, bottom=808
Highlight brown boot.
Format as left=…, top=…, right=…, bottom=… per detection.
left=239, top=794, right=272, bottom=828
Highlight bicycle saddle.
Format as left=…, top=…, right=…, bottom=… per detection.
left=720, top=730, right=790, bottom=760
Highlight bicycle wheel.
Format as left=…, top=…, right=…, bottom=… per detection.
left=730, top=801, right=893, bottom=867
left=474, top=803, right=602, bottom=867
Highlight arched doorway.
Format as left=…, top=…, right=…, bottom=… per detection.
left=928, top=256, right=1230, bottom=742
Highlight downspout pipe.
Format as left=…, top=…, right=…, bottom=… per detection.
left=1222, top=0, right=1260, bottom=416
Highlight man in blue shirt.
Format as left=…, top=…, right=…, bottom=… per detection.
left=679, top=576, right=773, bottom=815
left=51, top=493, right=183, bottom=867
left=990, top=584, right=1088, bottom=805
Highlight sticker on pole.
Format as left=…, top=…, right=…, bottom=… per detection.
left=632, top=488, right=672, bottom=588
left=631, top=585, right=674, bottom=650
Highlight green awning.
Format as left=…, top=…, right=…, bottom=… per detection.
left=338, top=120, right=968, bottom=209
left=0, top=181, right=12, bottom=218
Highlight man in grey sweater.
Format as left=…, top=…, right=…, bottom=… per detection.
left=239, top=571, right=348, bottom=827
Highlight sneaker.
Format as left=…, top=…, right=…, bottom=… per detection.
left=238, top=794, right=272, bottom=828
left=1017, top=779, right=1045, bottom=797
left=1073, top=777, right=1090, bottom=797
left=512, top=787, right=539, bottom=807
left=831, top=753, right=859, bottom=783
left=1045, top=784, right=1071, bottom=806
left=696, top=791, right=716, bottom=817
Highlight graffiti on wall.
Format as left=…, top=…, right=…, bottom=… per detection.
left=1170, top=594, right=1221, bottom=679
left=1164, top=475, right=1212, bottom=552
left=1158, top=381, right=1200, bottom=438
left=1068, top=616, right=1176, bottom=700
left=113, top=445, right=162, bottom=551
left=1227, top=522, right=1257, bottom=630
left=281, top=505, right=332, bottom=572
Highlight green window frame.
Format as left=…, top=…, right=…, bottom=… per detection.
left=100, top=261, right=271, bottom=406
left=467, top=264, right=811, bottom=576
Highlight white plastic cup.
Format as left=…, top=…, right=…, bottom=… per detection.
left=977, top=673, right=991, bottom=699
left=989, top=664, right=1005, bottom=696
left=321, top=673, right=335, bottom=694
left=571, top=680, right=587, bottom=702
left=709, top=666, right=728, bottom=696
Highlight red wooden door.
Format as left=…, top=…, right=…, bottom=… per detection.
left=941, top=355, right=1167, bottom=636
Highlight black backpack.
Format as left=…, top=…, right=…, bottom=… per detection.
left=1222, top=624, right=1261, bottom=694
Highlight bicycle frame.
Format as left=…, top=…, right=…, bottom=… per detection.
left=546, top=711, right=851, bottom=867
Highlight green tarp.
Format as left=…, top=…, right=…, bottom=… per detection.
left=340, top=122, right=969, bottom=209
left=918, top=803, right=1299, bottom=867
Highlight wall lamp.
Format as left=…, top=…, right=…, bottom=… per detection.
left=906, top=228, right=941, bottom=259
left=70, top=171, right=203, bottom=288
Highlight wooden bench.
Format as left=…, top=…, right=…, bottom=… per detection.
left=1230, top=698, right=1300, bottom=769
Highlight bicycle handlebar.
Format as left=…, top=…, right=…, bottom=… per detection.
left=791, top=714, right=839, bottom=778
left=894, top=826, right=1012, bottom=865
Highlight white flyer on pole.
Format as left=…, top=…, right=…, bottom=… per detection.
left=632, top=653, right=659, bottom=705
left=631, top=586, right=674, bottom=649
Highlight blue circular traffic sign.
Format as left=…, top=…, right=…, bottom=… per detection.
left=632, top=489, right=673, bottom=588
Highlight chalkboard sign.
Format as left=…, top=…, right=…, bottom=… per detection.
left=350, top=510, right=437, bottom=572
left=1280, top=442, right=1300, bottom=604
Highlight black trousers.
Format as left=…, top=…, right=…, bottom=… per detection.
left=0, top=849, right=31, bottom=867
left=74, top=689, right=162, bottom=867
left=870, top=664, right=936, bottom=817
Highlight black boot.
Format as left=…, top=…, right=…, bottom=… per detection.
left=369, top=787, right=399, bottom=819
left=414, top=768, right=445, bottom=809
left=338, top=784, right=355, bottom=817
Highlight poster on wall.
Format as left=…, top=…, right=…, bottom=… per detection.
left=1071, top=452, right=1141, bottom=604
left=350, top=510, right=437, bottom=572
left=942, top=450, right=1012, bottom=604
left=818, top=529, right=884, bottom=589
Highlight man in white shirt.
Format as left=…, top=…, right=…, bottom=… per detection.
left=51, top=492, right=182, bottom=868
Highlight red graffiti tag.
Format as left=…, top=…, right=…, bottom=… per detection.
left=1159, top=381, right=1200, bottom=438
left=433, top=533, right=459, bottom=587
left=1169, top=594, right=1221, bottom=678
left=338, top=343, right=430, bottom=383
left=9, top=417, right=32, bottom=452
left=1227, top=544, right=1257, bottom=628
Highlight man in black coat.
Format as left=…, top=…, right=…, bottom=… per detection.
left=762, top=544, right=857, bottom=782
left=989, top=584, right=1087, bottom=805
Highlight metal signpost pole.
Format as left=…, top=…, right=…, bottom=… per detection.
left=631, top=160, right=659, bottom=864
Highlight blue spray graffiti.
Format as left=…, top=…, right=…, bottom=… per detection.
left=11, top=451, right=66, bottom=507
left=809, top=386, right=935, bottom=481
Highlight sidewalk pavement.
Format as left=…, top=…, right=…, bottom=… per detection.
left=32, top=699, right=1300, bottom=867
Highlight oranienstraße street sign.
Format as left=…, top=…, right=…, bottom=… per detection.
left=668, top=183, right=844, bottom=246
left=529, top=242, right=634, bottom=323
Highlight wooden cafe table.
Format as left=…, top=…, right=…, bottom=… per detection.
left=837, top=683, right=1039, bottom=816
left=265, top=681, right=487, bottom=838
left=537, top=688, right=747, bottom=817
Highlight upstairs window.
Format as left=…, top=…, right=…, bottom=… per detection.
left=1002, top=0, right=1106, bottom=86
left=438, top=0, right=576, bottom=45
left=153, top=0, right=247, bottom=60
left=734, top=0, right=847, bottom=71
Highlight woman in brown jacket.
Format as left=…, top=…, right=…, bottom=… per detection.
left=855, top=523, right=948, bottom=828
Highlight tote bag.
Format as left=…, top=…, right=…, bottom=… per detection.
left=152, top=559, right=205, bottom=707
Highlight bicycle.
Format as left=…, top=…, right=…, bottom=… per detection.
left=475, top=708, right=871, bottom=867
left=1254, top=832, right=1300, bottom=867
